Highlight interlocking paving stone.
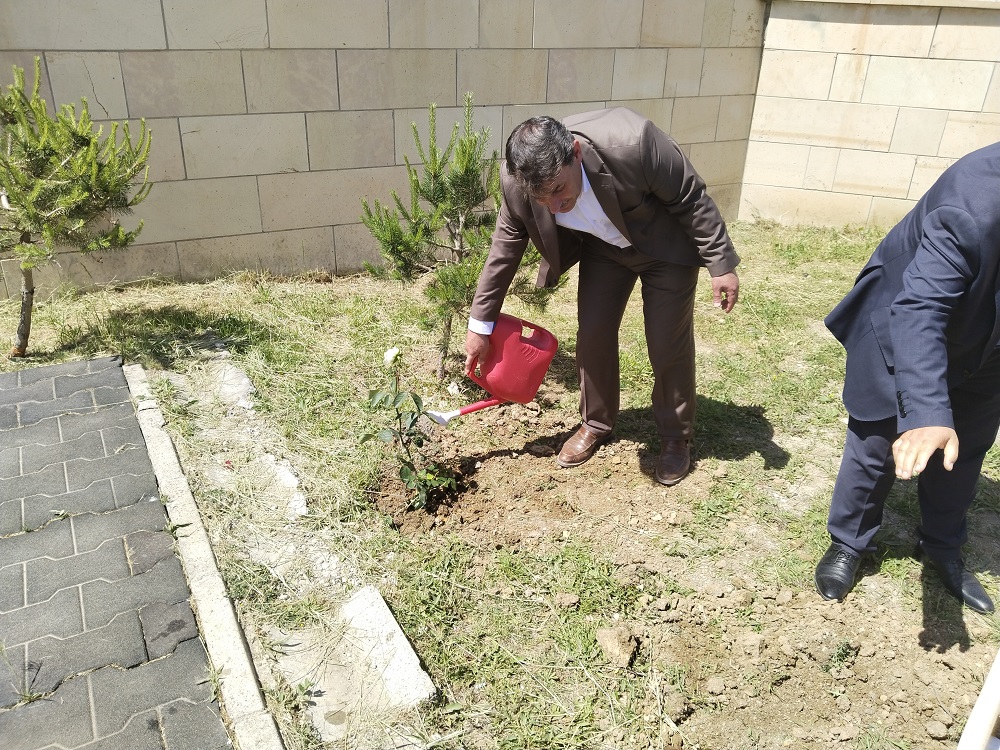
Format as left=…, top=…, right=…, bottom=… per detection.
left=27, top=612, right=147, bottom=695
left=125, top=529, right=175, bottom=575
left=0, top=498, right=23, bottom=535
left=0, top=443, right=19, bottom=479
left=139, top=601, right=198, bottom=659
left=0, top=561, right=24, bottom=611
left=0, top=643, right=26, bottom=708
left=85, top=710, right=165, bottom=750
left=60, top=403, right=136, bottom=441
left=102, top=423, right=148, bottom=456
left=0, top=518, right=75, bottom=568
left=0, top=417, right=60, bottom=450
left=21, top=431, right=105, bottom=475
left=94, top=384, right=132, bottom=407
left=19, top=390, right=97, bottom=427
left=3, top=462, right=67, bottom=503
left=22, top=480, right=118, bottom=531
left=67, top=450, right=154, bottom=492
left=54, top=369, right=127, bottom=400
left=1, top=587, right=84, bottom=647
left=111, top=472, right=160, bottom=507
left=83, top=557, right=190, bottom=629
left=26, top=539, right=131, bottom=605
left=0, top=377, right=56, bottom=407
left=162, top=700, right=231, bottom=750
left=0, top=674, right=96, bottom=750
left=0, top=403, right=17, bottom=429
left=74, top=501, right=167, bottom=554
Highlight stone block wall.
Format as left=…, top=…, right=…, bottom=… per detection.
left=741, top=0, right=1000, bottom=228
left=0, top=0, right=766, bottom=297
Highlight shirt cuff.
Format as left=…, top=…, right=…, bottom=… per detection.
left=468, top=316, right=495, bottom=335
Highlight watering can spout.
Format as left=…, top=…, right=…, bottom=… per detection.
left=429, top=314, right=558, bottom=425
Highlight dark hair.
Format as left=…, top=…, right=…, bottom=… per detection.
left=504, top=116, right=576, bottom=196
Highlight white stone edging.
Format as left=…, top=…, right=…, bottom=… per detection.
left=123, top=363, right=285, bottom=750
left=791, top=0, right=1000, bottom=9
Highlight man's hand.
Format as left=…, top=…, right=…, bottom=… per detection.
left=711, top=271, right=740, bottom=313
left=464, top=330, right=491, bottom=376
left=892, top=426, right=959, bottom=479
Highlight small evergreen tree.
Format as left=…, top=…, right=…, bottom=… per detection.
left=0, top=58, right=152, bottom=357
left=362, top=92, right=558, bottom=379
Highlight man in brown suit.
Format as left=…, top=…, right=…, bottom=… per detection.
left=464, top=108, right=739, bottom=485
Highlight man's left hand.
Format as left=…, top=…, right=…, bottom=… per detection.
left=711, top=272, right=740, bottom=313
left=892, top=426, right=959, bottom=480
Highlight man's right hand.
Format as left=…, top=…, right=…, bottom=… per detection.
left=464, top=330, right=491, bottom=376
left=892, top=426, right=959, bottom=479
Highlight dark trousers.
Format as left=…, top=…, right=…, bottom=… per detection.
left=828, top=352, right=1000, bottom=561
left=575, top=237, right=699, bottom=441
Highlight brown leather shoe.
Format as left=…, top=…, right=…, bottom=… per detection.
left=557, top=424, right=610, bottom=468
left=655, top=439, right=690, bottom=486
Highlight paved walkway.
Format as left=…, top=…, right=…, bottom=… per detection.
left=0, top=356, right=232, bottom=750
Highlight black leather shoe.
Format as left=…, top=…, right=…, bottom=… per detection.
left=815, top=544, right=862, bottom=601
left=919, top=552, right=994, bottom=613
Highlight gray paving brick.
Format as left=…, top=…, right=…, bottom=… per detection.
left=112, top=472, right=160, bottom=508
left=83, top=557, right=190, bottom=629
left=27, top=612, right=147, bottom=695
left=0, top=403, right=19, bottom=429
left=0, top=417, right=60, bottom=450
left=60, top=402, right=135, bottom=441
left=125, top=530, right=174, bottom=575
left=85, top=356, right=122, bottom=375
left=0, top=498, right=24, bottom=536
left=22, top=479, right=117, bottom=530
left=0, top=587, right=84, bottom=647
left=91, top=638, right=213, bottom=737
left=94, top=384, right=131, bottom=407
left=102, top=423, right=148, bottom=456
left=161, top=700, right=230, bottom=750
left=26, top=539, right=130, bottom=605
left=0, top=643, right=25, bottom=709
left=67, top=450, right=154, bottom=492
left=54, top=368, right=125, bottom=400
left=86, top=710, right=165, bottom=750
left=0, top=673, right=95, bottom=750
left=0, top=369, right=19, bottom=389
left=0, top=518, right=75, bottom=568
left=1, top=462, right=67, bottom=503
left=0, top=561, right=24, bottom=611
left=19, top=359, right=94, bottom=386
left=0, top=378, right=55, bottom=408
left=139, top=601, right=197, bottom=660
left=73, top=501, right=167, bottom=554
left=0, top=444, right=19, bottom=479
left=21, top=430, right=105, bottom=474
left=19, top=389, right=96, bottom=427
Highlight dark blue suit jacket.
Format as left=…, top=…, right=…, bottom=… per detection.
left=825, top=141, right=1000, bottom=431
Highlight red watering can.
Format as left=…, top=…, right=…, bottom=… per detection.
left=427, top=313, right=558, bottom=425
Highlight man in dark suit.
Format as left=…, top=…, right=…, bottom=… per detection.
left=464, top=108, right=740, bottom=485
left=815, top=141, right=1000, bottom=613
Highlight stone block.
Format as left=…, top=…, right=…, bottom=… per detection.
left=547, top=49, right=615, bottom=104
left=26, top=540, right=131, bottom=605
left=53, top=367, right=124, bottom=400
left=139, top=601, right=198, bottom=659
left=689, top=140, right=748, bottom=186
left=0, top=444, right=18, bottom=479
left=608, top=100, right=673, bottom=134
left=752, top=96, right=897, bottom=151
left=60, top=403, right=136, bottom=442
left=163, top=0, right=268, bottom=49
left=502, top=103, right=608, bottom=137
left=243, top=50, right=339, bottom=114
left=480, top=0, right=534, bottom=48
left=3, top=463, right=67, bottom=506
left=700, top=47, right=762, bottom=97
left=389, top=0, right=479, bottom=48
left=0, top=643, right=24, bottom=708
left=458, top=50, right=548, bottom=106
left=757, top=50, right=836, bottom=99
left=534, top=0, right=642, bottom=48
left=111, top=472, right=161, bottom=508
left=744, top=141, right=810, bottom=188
left=309, top=111, right=395, bottom=171
left=702, top=0, right=735, bottom=49
left=66, top=451, right=153, bottom=495
left=267, top=0, right=388, bottom=48
left=128, top=177, right=262, bottom=244
left=392, top=105, right=504, bottom=167
left=890, top=108, right=948, bottom=156
left=833, top=150, right=916, bottom=199
left=20, top=432, right=103, bottom=476
left=764, top=3, right=937, bottom=57
left=730, top=0, right=766, bottom=48
left=83, top=557, right=190, bottom=629
left=339, top=50, right=455, bottom=110
left=738, top=183, right=873, bottom=226
left=140, top=119, right=186, bottom=182
left=259, top=166, right=408, bottom=232
left=0, top=559, right=24, bottom=609
left=670, top=96, right=721, bottom=145
left=181, top=113, right=308, bottom=178
left=985, top=63, right=1000, bottom=114
left=87, top=711, right=165, bottom=750
left=612, top=49, right=669, bottom=101
left=46, top=52, right=128, bottom=120
left=121, top=51, right=246, bottom=118
left=908, top=156, right=956, bottom=200
left=862, top=57, right=994, bottom=111
left=0, top=0, right=165, bottom=50
left=665, top=48, right=704, bottom=98
left=938, top=112, right=1000, bottom=159
left=717, top=95, right=755, bottom=141
left=804, top=146, right=841, bottom=191
left=334, top=224, right=384, bottom=275
left=931, top=8, right=1000, bottom=63
left=21, top=482, right=118, bottom=532
left=869, top=197, right=916, bottom=230
left=0, top=587, right=84, bottom=647
left=708, top=182, right=740, bottom=222
left=0, top=377, right=54, bottom=407
left=75, top=502, right=167, bottom=555
left=124, top=531, right=176, bottom=577
left=0, top=52, right=54, bottom=108
left=0, top=674, right=95, bottom=750
left=641, top=0, right=705, bottom=48
left=176, top=227, right=335, bottom=280
left=161, top=701, right=230, bottom=750
left=35, top=243, right=182, bottom=294
left=829, top=54, right=870, bottom=103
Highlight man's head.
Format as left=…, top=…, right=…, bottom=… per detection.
left=505, top=116, right=583, bottom=213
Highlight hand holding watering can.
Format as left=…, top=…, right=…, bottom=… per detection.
left=426, top=314, right=558, bottom=425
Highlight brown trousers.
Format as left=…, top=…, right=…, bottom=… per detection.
left=576, top=237, right=699, bottom=441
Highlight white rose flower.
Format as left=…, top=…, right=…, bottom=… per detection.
left=383, top=347, right=400, bottom=366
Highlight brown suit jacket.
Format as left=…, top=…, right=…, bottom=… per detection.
left=470, top=107, right=740, bottom=321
